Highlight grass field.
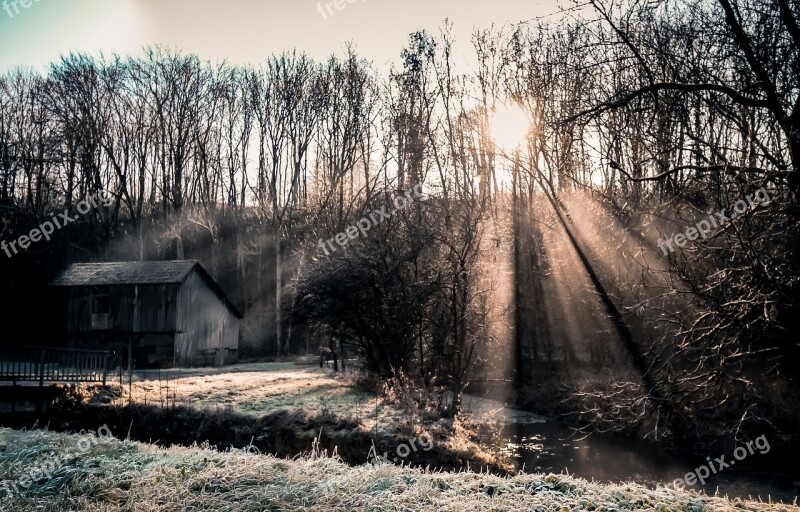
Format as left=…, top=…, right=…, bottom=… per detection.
left=121, top=362, right=384, bottom=423
left=1, top=427, right=797, bottom=511
left=106, top=362, right=503, bottom=472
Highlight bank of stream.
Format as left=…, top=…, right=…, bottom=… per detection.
left=2, top=384, right=798, bottom=505
left=0, top=385, right=505, bottom=474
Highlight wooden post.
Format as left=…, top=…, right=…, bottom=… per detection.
left=36, top=349, right=46, bottom=412
left=128, top=338, right=133, bottom=390
left=38, top=349, right=46, bottom=388
left=102, top=353, right=108, bottom=386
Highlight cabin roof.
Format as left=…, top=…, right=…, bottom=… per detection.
left=51, top=260, right=243, bottom=318
left=51, top=260, right=198, bottom=286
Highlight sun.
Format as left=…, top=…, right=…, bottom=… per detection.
left=489, top=103, right=531, bottom=189
left=490, top=103, right=531, bottom=152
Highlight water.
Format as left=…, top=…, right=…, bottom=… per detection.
left=464, top=396, right=800, bottom=504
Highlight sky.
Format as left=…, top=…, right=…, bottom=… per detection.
left=0, top=0, right=565, bottom=73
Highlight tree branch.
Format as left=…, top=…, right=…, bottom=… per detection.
left=567, top=82, right=771, bottom=123
left=613, top=162, right=788, bottom=182
left=777, top=0, right=800, bottom=49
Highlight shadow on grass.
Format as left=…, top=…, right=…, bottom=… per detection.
left=0, top=384, right=509, bottom=474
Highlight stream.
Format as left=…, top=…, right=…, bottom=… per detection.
left=463, top=395, right=800, bottom=504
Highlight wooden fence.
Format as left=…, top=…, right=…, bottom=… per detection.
left=0, top=346, right=121, bottom=386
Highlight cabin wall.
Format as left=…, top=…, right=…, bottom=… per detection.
left=53, top=284, right=179, bottom=334
left=175, top=270, right=239, bottom=367
left=116, top=284, right=179, bottom=333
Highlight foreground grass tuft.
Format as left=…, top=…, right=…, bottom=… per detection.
left=0, top=428, right=797, bottom=511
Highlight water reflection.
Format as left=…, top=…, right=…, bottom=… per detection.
left=465, top=396, right=799, bottom=504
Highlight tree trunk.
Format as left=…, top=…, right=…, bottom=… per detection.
left=788, top=129, right=800, bottom=203
left=275, top=221, right=282, bottom=357
left=329, top=334, right=338, bottom=372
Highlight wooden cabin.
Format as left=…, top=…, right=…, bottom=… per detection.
left=49, top=260, right=242, bottom=369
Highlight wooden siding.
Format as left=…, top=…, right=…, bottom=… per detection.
left=50, top=263, right=240, bottom=368
left=53, top=284, right=179, bottom=334
left=175, top=269, right=240, bottom=367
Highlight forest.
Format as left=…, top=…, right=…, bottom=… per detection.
left=0, top=0, right=798, bottom=490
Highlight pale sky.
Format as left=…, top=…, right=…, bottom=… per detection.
left=0, top=0, right=566, bottom=73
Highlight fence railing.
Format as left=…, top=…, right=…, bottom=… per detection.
left=0, top=346, right=120, bottom=386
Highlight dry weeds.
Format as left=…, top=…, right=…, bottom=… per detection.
left=1, top=428, right=797, bottom=511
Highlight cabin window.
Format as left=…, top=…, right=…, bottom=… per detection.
left=91, top=286, right=110, bottom=315
left=90, top=286, right=111, bottom=330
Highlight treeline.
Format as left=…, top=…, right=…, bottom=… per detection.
left=1, top=0, right=798, bottom=450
